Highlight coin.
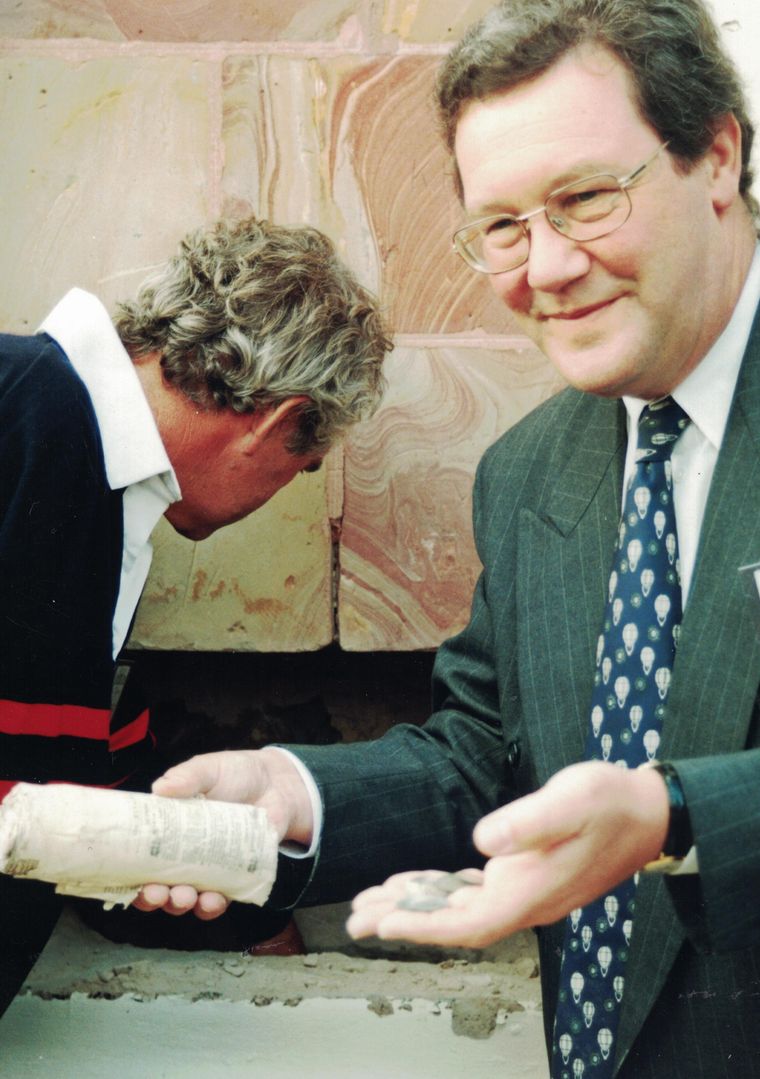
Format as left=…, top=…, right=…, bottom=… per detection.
left=395, top=871, right=479, bottom=912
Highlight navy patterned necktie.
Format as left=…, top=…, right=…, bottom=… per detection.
left=550, top=397, right=690, bottom=1079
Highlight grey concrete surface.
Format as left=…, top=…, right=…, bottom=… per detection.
left=1, top=996, right=548, bottom=1078
left=0, top=907, right=548, bottom=1077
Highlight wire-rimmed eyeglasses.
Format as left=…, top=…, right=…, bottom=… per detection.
left=452, top=142, right=670, bottom=275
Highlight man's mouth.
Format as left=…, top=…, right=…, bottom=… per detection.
left=542, top=296, right=623, bottom=321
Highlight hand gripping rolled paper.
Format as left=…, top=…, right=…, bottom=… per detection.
left=0, top=783, right=278, bottom=909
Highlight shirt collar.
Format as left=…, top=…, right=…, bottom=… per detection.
left=623, top=242, right=760, bottom=445
left=38, top=288, right=179, bottom=497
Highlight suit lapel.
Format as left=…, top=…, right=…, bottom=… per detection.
left=519, top=395, right=626, bottom=779
left=541, top=394, right=626, bottom=537
left=615, top=309, right=760, bottom=1070
left=667, top=320, right=760, bottom=761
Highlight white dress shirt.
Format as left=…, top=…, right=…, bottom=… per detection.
left=39, top=288, right=181, bottom=658
left=622, top=244, right=760, bottom=605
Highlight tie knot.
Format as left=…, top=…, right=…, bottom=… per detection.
left=635, top=397, right=690, bottom=462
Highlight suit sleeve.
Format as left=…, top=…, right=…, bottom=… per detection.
left=667, top=749, right=760, bottom=952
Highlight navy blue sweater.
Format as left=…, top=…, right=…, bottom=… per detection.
left=0, top=331, right=153, bottom=791
left=0, top=331, right=155, bottom=1011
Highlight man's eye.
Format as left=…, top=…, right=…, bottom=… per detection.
left=558, top=186, right=622, bottom=222
left=567, top=188, right=606, bottom=206
left=482, top=218, right=522, bottom=249
left=485, top=217, right=519, bottom=235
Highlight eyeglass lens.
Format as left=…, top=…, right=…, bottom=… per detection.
left=460, top=175, right=632, bottom=273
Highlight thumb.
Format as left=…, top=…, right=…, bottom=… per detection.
left=474, top=785, right=580, bottom=857
left=152, top=754, right=220, bottom=799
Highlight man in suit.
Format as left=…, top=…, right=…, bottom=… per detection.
left=145, top=2, right=760, bottom=1074
left=0, top=213, right=390, bottom=1012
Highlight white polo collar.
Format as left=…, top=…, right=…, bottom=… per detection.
left=39, top=287, right=179, bottom=496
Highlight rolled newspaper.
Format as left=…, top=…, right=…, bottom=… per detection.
left=0, top=782, right=278, bottom=909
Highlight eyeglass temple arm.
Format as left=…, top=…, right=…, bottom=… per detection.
left=621, top=141, right=670, bottom=190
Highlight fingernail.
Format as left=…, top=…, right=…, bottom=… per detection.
left=475, top=818, right=512, bottom=854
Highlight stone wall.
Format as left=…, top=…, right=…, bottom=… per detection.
left=4, top=2, right=758, bottom=655
left=3, top=2, right=759, bottom=655
left=0, top=0, right=562, bottom=653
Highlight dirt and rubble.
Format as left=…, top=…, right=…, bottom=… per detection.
left=21, top=907, right=542, bottom=1043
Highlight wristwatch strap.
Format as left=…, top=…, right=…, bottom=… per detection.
left=641, top=761, right=694, bottom=874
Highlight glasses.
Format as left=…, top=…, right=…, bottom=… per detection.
left=452, top=142, right=669, bottom=275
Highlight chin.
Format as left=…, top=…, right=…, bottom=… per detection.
left=547, top=344, right=646, bottom=399
left=167, top=519, right=215, bottom=542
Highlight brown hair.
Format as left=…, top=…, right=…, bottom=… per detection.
left=436, top=0, right=756, bottom=214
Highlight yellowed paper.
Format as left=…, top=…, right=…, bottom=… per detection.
left=0, top=783, right=277, bottom=909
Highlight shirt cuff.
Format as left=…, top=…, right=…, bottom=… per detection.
left=668, top=845, right=700, bottom=875
left=266, top=747, right=323, bottom=860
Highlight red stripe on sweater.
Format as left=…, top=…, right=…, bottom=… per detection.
left=108, top=709, right=150, bottom=751
left=0, top=699, right=111, bottom=741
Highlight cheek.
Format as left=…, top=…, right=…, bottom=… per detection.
left=596, top=203, right=678, bottom=281
left=488, top=269, right=528, bottom=313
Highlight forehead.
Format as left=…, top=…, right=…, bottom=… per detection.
left=453, top=45, right=653, bottom=213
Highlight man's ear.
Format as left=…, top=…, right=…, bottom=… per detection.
left=241, top=395, right=311, bottom=455
left=707, top=112, right=743, bottom=212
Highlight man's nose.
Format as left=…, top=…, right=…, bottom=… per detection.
left=524, top=216, right=591, bottom=292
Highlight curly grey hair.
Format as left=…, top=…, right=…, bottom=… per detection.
left=114, top=216, right=392, bottom=454
left=436, top=0, right=757, bottom=216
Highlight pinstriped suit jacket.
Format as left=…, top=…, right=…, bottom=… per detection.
left=290, top=305, right=760, bottom=1077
